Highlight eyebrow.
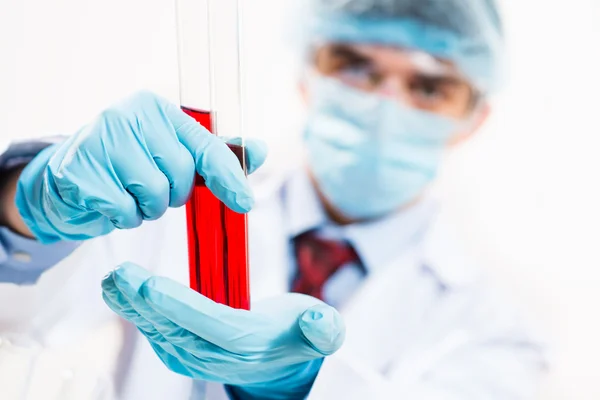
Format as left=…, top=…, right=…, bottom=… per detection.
left=413, top=74, right=465, bottom=88
left=328, top=44, right=372, bottom=65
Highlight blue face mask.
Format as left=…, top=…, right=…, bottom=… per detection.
left=303, top=75, right=461, bottom=220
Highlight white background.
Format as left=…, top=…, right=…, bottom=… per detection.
left=1, top=0, right=600, bottom=399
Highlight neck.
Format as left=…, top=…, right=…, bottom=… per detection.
left=320, top=193, right=358, bottom=226
left=306, top=171, right=356, bottom=225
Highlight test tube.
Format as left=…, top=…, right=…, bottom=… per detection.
left=175, top=0, right=250, bottom=310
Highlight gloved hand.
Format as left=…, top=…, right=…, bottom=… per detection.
left=15, top=91, right=267, bottom=244
left=102, top=262, right=345, bottom=400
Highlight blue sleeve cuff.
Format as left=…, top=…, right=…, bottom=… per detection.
left=0, top=137, right=77, bottom=285
left=0, top=226, right=81, bottom=285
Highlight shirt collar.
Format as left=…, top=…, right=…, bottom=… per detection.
left=282, top=169, right=438, bottom=275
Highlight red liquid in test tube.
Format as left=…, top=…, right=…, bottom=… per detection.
left=182, top=106, right=250, bottom=310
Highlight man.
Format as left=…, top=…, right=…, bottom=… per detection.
left=0, top=0, right=546, bottom=399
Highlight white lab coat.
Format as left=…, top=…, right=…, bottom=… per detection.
left=0, top=154, right=546, bottom=399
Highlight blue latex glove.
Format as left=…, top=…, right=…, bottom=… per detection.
left=102, top=263, right=345, bottom=400
left=16, top=91, right=267, bottom=244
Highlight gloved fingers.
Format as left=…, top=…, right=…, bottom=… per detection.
left=165, top=104, right=254, bottom=213
left=189, top=136, right=255, bottom=213
left=103, top=265, right=174, bottom=339
left=220, top=137, right=269, bottom=175
left=106, top=264, right=232, bottom=360
left=136, top=322, right=211, bottom=376
left=120, top=270, right=344, bottom=361
left=140, top=275, right=264, bottom=353
left=102, top=289, right=171, bottom=347
left=127, top=93, right=196, bottom=208
left=244, top=139, right=268, bottom=175
left=72, top=98, right=172, bottom=223
left=102, top=279, right=188, bottom=357
left=114, top=267, right=236, bottom=358
left=110, top=264, right=237, bottom=361
left=104, top=290, right=244, bottom=383
left=105, top=283, right=208, bottom=379
left=147, top=340, right=236, bottom=384
left=103, top=274, right=218, bottom=379
left=107, top=264, right=339, bottom=378
left=102, top=290, right=126, bottom=316
left=141, top=277, right=334, bottom=366
left=102, top=262, right=152, bottom=293
left=150, top=320, right=237, bottom=364
left=152, top=144, right=195, bottom=209
left=87, top=194, right=144, bottom=231
left=48, top=160, right=144, bottom=230
left=115, top=164, right=171, bottom=221
left=147, top=340, right=196, bottom=378
left=298, top=304, right=346, bottom=356
left=110, top=263, right=185, bottom=335
left=153, top=143, right=195, bottom=209
left=105, top=264, right=223, bottom=368
left=39, top=192, right=114, bottom=239
left=93, top=106, right=173, bottom=219
left=102, top=264, right=339, bottom=387
left=102, top=270, right=169, bottom=338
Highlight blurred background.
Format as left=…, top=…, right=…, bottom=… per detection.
left=1, top=0, right=599, bottom=398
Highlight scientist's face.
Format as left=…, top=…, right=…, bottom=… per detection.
left=300, top=43, right=490, bottom=224
left=307, top=43, right=488, bottom=126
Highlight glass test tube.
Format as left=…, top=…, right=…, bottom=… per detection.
left=175, top=0, right=250, bottom=310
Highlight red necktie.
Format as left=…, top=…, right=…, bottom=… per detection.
left=292, top=231, right=361, bottom=301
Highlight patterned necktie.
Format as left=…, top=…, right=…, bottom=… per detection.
left=291, top=231, right=361, bottom=301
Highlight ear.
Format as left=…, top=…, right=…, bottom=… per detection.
left=448, top=103, right=491, bottom=147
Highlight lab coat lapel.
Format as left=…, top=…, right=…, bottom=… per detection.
left=336, top=247, right=426, bottom=371
left=308, top=248, right=425, bottom=398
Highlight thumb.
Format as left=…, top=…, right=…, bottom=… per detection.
left=165, top=103, right=255, bottom=213
left=298, top=303, right=346, bottom=356
left=220, top=137, right=269, bottom=175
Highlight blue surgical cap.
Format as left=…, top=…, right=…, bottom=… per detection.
left=290, top=0, right=506, bottom=94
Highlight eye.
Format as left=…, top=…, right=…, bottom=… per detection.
left=406, top=75, right=477, bottom=117
left=338, top=64, right=384, bottom=89
left=315, top=45, right=385, bottom=89
left=409, top=77, right=448, bottom=102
